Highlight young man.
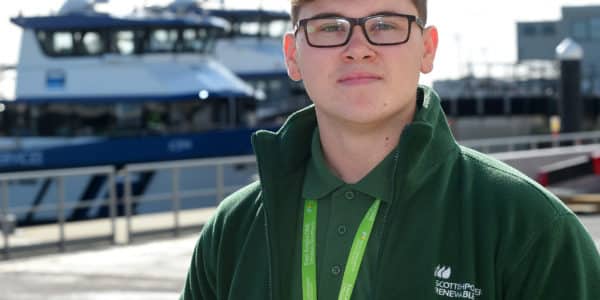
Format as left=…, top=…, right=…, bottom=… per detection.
left=181, top=0, right=600, bottom=299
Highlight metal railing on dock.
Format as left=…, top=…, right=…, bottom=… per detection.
left=121, top=155, right=256, bottom=243
left=0, top=155, right=256, bottom=259
left=460, top=130, right=600, bottom=153
left=0, top=166, right=116, bottom=259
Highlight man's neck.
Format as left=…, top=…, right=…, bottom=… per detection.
left=316, top=109, right=415, bottom=184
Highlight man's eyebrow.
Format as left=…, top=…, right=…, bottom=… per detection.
left=305, top=11, right=409, bottom=19
left=372, top=10, right=407, bottom=16
left=306, top=12, right=345, bottom=19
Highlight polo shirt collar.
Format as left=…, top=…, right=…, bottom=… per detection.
left=302, top=128, right=344, bottom=200
left=302, top=128, right=397, bottom=203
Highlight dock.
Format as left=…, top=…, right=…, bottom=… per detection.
left=0, top=211, right=598, bottom=300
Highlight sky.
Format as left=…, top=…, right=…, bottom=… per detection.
left=1, top=0, right=600, bottom=85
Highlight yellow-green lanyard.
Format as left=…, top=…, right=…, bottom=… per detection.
left=302, top=198, right=381, bottom=300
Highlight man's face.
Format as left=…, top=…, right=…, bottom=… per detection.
left=284, top=0, right=438, bottom=127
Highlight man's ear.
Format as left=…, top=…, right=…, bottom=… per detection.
left=283, top=32, right=302, bottom=81
left=420, top=26, right=439, bottom=74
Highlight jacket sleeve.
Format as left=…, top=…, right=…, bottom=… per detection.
left=180, top=219, right=218, bottom=300
left=504, top=213, right=600, bottom=299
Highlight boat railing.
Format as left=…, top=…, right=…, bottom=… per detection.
left=0, top=155, right=256, bottom=259
left=0, top=166, right=116, bottom=259
left=120, top=155, right=256, bottom=243
left=460, top=130, right=600, bottom=153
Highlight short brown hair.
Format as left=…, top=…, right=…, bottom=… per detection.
left=290, top=0, right=427, bottom=25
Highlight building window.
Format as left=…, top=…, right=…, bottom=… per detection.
left=542, top=24, right=556, bottom=36
left=522, top=24, right=537, bottom=36
left=572, top=20, right=588, bottom=40
left=591, top=18, right=600, bottom=40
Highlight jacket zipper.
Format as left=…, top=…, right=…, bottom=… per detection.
left=373, top=149, right=401, bottom=299
left=378, top=150, right=400, bottom=247
left=263, top=208, right=274, bottom=300
left=254, top=134, right=274, bottom=300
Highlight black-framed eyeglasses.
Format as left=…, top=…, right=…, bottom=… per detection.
left=294, top=13, right=425, bottom=48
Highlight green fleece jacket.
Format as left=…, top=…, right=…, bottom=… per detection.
left=181, top=86, right=600, bottom=300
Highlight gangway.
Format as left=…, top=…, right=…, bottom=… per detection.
left=461, top=130, right=600, bottom=153
left=490, top=145, right=600, bottom=213
left=537, top=152, right=600, bottom=186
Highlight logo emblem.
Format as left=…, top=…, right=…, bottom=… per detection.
left=434, top=265, right=482, bottom=299
left=434, top=265, right=452, bottom=279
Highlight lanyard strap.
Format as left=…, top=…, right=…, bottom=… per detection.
left=302, top=198, right=381, bottom=300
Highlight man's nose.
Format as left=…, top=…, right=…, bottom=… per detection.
left=343, top=25, right=376, bottom=61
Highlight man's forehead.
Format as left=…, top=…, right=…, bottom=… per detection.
left=297, top=0, right=418, bottom=19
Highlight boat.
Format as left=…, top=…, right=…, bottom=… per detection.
left=0, top=0, right=271, bottom=225
left=153, top=0, right=310, bottom=121
left=0, top=0, right=267, bottom=171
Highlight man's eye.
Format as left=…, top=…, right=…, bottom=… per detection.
left=318, top=23, right=346, bottom=32
left=372, top=22, right=396, bottom=31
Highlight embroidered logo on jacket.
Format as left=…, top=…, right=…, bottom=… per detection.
left=434, top=265, right=482, bottom=300
left=434, top=265, right=452, bottom=279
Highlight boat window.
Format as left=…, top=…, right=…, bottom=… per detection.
left=114, top=103, right=143, bottom=135
left=0, top=97, right=255, bottom=138
left=36, top=31, right=51, bottom=54
left=81, top=31, right=105, bottom=55
left=233, top=21, right=289, bottom=38
left=0, top=104, right=31, bottom=136
left=113, top=30, right=136, bottom=55
left=34, top=26, right=219, bottom=56
left=52, top=32, right=75, bottom=55
left=239, top=22, right=261, bottom=36
left=72, top=104, right=115, bottom=135
left=36, top=103, right=74, bottom=136
left=168, top=101, right=216, bottom=132
left=36, top=30, right=109, bottom=57
left=142, top=102, right=168, bottom=133
left=148, top=28, right=179, bottom=52
left=268, top=20, right=289, bottom=38
left=181, top=28, right=209, bottom=52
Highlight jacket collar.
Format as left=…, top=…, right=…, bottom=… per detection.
left=252, top=85, right=458, bottom=191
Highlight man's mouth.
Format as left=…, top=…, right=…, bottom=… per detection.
left=337, top=72, right=383, bottom=85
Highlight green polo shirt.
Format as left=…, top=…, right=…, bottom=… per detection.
left=290, top=128, right=399, bottom=299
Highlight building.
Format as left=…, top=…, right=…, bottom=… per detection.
left=429, top=5, right=600, bottom=138
left=517, top=5, right=600, bottom=94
